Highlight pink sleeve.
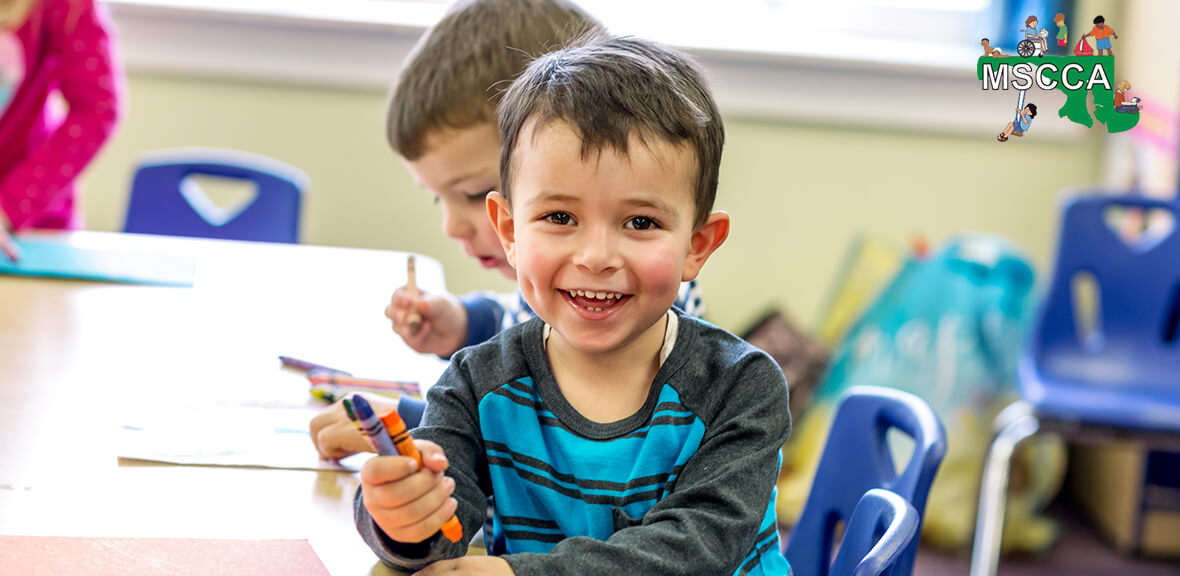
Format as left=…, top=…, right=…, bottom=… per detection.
left=0, top=0, right=123, bottom=230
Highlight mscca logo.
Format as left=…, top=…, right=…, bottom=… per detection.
left=979, top=13, right=1140, bottom=142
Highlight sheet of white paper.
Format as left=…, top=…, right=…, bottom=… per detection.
left=118, top=405, right=370, bottom=472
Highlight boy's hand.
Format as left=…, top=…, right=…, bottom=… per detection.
left=309, top=394, right=398, bottom=460
left=412, top=556, right=515, bottom=575
left=385, top=288, right=468, bottom=357
left=0, top=224, right=19, bottom=262
left=361, top=439, right=457, bottom=544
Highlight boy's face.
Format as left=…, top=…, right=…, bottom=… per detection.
left=405, top=123, right=516, bottom=280
left=488, top=121, right=728, bottom=356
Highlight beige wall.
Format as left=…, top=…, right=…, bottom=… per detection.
left=76, top=71, right=1106, bottom=333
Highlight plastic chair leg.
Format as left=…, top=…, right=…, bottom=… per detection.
left=970, top=401, right=1040, bottom=576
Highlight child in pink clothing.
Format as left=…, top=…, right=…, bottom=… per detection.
left=0, top=0, right=122, bottom=260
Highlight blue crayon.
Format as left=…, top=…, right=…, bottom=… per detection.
left=349, top=394, right=398, bottom=455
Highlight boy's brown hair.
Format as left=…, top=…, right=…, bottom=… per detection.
left=497, top=34, right=724, bottom=229
left=387, top=0, right=601, bottom=160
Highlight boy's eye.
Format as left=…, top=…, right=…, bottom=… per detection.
left=626, top=216, right=659, bottom=230
left=543, top=212, right=573, bottom=225
left=466, top=190, right=493, bottom=202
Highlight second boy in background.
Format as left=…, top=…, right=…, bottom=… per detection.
left=355, top=33, right=792, bottom=575
left=310, top=0, right=705, bottom=460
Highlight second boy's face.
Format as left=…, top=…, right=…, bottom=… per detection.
left=489, top=121, right=726, bottom=356
left=405, top=123, right=516, bottom=280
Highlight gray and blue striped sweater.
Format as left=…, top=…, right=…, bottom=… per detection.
left=356, top=310, right=791, bottom=575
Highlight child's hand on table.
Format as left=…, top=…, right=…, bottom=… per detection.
left=412, top=556, right=515, bottom=575
left=309, top=394, right=398, bottom=460
left=0, top=221, right=20, bottom=262
left=385, top=288, right=468, bottom=357
left=361, top=439, right=458, bottom=544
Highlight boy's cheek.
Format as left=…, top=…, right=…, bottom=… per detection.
left=634, top=250, right=686, bottom=293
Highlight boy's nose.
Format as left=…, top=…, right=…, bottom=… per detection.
left=573, top=227, right=622, bottom=273
left=441, top=206, right=473, bottom=240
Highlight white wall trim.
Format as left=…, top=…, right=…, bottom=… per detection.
left=105, top=0, right=1082, bottom=140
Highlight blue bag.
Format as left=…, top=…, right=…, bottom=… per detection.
left=779, top=234, right=1067, bottom=553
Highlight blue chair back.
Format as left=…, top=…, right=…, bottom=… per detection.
left=124, top=149, right=308, bottom=243
left=785, top=386, right=946, bottom=576
left=829, top=489, right=919, bottom=576
left=1028, top=194, right=1180, bottom=428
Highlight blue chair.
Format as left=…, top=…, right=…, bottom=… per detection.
left=785, top=386, right=947, bottom=576
left=970, top=193, right=1180, bottom=576
left=829, top=489, right=920, bottom=576
left=124, top=148, right=308, bottom=243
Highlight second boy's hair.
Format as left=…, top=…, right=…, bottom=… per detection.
left=497, top=35, right=724, bottom=229
left=387, top=0, right=601, bottom=160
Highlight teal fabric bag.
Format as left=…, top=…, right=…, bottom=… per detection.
left=820, top=234, right=1035, bottom=414
left=779, top=234, right=1066, bottom=553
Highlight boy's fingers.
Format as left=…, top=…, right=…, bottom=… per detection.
left=415, top=440, right=450, bottom=473
left=363, top=466, right=443, bottom=511
left=415, top=496, right=459, bottom=541
left=382, top=477, right=456, bottom=534
left=308, top=406, right=345, bottom=458
left=384, top=495, right=458, bottom=546
left=312, top=422, right=370, bottom=460
left=394, top=290, right=418, bottom=308
left=360, top=454, right=421, bottom=485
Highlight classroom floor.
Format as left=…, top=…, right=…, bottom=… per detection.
left=910, top=507, right=1180, bottom=576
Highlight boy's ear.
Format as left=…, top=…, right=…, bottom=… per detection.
left=682, top=211, right=730, bottom=282
left=487, top=191, right=516, bottom=268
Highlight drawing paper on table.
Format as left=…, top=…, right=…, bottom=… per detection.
left=0, top=536, right=331, bottom=576
left=0, top=235, right=196, bottom=286
left=119, top=405, right=368, bottom=471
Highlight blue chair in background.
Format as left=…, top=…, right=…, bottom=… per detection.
left=829, top=489, right=920, bottom=576
left=785, top=386, right=947, bottom=576
left=123, top=148, right=308, bottom=243
left=970, top=193, right=1180, bottom=576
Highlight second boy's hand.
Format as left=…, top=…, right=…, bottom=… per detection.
left=385, top=289, right=469, bottom=357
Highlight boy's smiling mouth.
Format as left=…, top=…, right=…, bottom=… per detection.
left=562, top=289, right=628, bottom=312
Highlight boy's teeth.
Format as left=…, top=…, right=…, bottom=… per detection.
left=568, top=290, right=621, bottom=300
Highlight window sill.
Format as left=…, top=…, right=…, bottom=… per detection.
left=105, top=0, right=1082, bottom=139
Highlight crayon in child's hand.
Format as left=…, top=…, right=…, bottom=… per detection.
left=349, top=394, right=398, bottom=455
left=405, top=255, right=422, bottom=334
left=341, top=397, right=365, bottom=433
left=378, top=405, right=463, bottom=544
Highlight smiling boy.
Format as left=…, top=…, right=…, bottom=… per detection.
left=353, top=35, right=792, bottom=576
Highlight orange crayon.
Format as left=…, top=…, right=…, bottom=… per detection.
left=379, top=408, right=463, bottom=544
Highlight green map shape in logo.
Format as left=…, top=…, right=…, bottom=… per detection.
left=976, top=55, right=1139, bottom=133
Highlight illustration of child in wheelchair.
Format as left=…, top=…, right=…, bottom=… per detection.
left=1019, top=15, right=1050, bottom=57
